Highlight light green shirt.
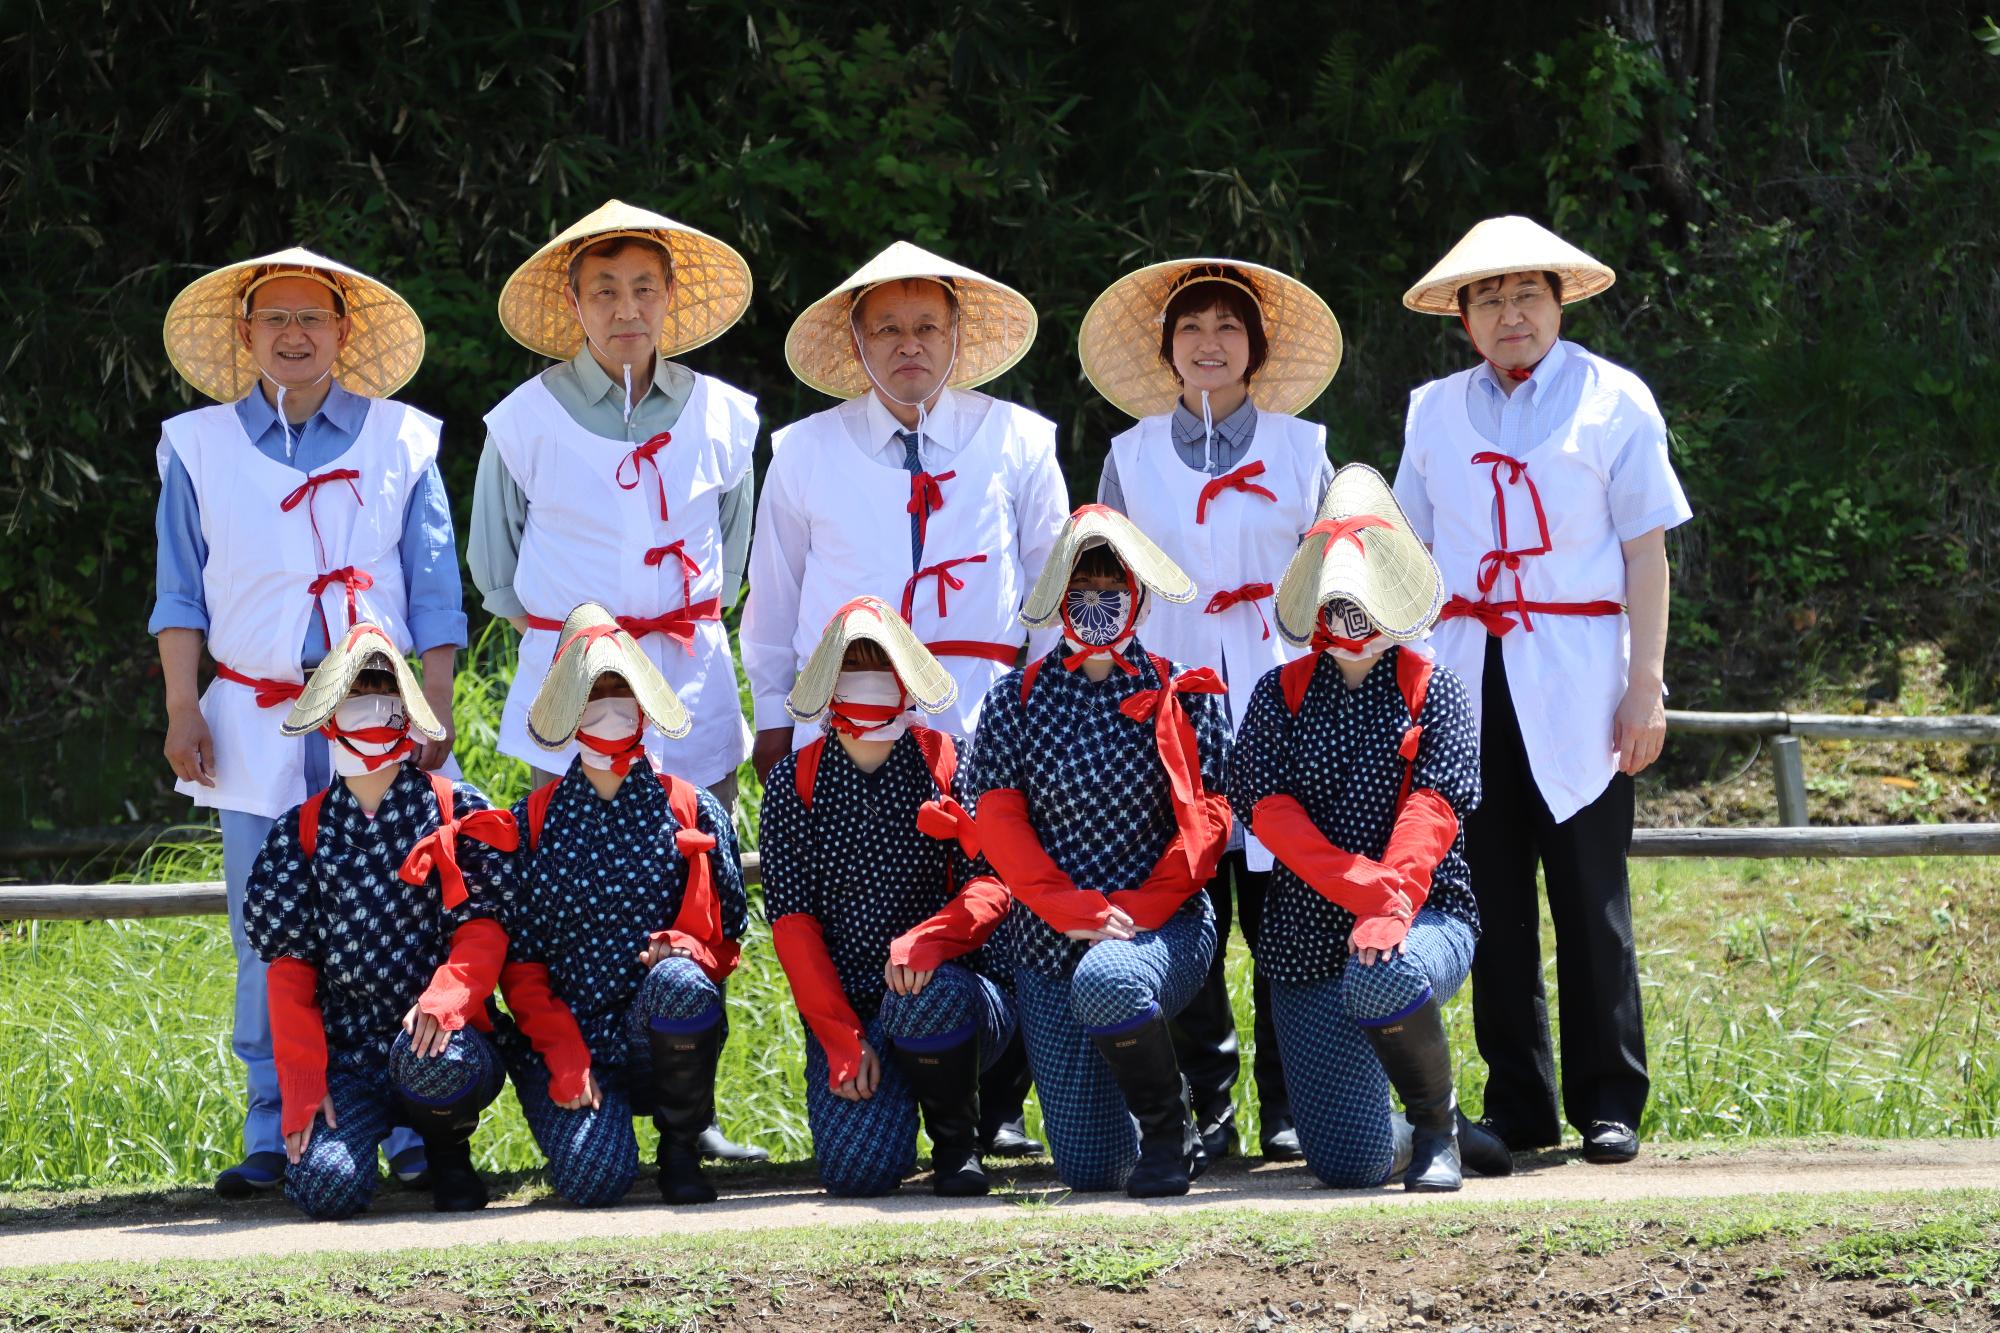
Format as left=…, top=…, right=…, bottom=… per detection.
left=469, top=350, right=755, bottom=619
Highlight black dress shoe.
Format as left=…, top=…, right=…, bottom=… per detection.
left=1260, top=1121, right=1305, bottom=1161
left=696, top=1122, right=769, bottom=1164
left=1195, top=1105, right=1239, bottom=1163
left=1582, top=1119, right=1640, bottom=1164
left=979, top=1116, right=1045, bottom=1158
left=215, top=1151, right=287, bottom=1200
left=1456, top=1110, right=1513, bottom=1177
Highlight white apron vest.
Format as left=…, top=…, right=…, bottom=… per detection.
left=486, top=371, right=757, bottom=787
left=761, top=395, right=1054, bottom=742
left=1406, top=357, right=1648, bottom=822
left=1109, top=409, right=1325, bottom=869
left=158, top=398, right=435, bottom=819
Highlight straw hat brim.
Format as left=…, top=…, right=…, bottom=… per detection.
left=1274, top=465, right=1444, bottom=646
left=786, top=597, right=960, bottom=724
left=1079, top=258, right=1343, bottom=418
left=499, top=199, right=753, bottom=361
left=1020, top=505, right=1196, bottom=629
left=1402, top=215, right=1616, bottom=316
left=784, top=241, right=1038, bottom=399
left=163, top=248, right=425, bottom=403
left=527, top=604, right=692, bottom=748
left=281, top=624, right=445, bottom=739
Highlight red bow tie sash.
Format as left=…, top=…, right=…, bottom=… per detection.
left=1119, top=655, right=1228, bottom=877
left=1445, top=451, right=1624, bottom=636
left=1204, top=582, right=1274, bottom=640
left=307, top=566, right=374, bottom=635
left=644, top=539, right=702, bottom=609
left=615, top=431, right=674, bottom=521
left=1195, top=460, right=1278, bottom=524
left=399, top=801, right=521, bottom=911
left=901, top=553, right=988, bottom=622
left=525, top=603, right=720, bottom=656
left=214, top=663, right=305, bottom=709
left=281, top=467, right=366, bottom=649
left=908, top=470, right=956, bottom=551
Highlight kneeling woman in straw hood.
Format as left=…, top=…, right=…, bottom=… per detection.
left=1230, top=466, right=1512, bottom=1191
left=471, top=200, right=760, bottom=813
left=246, top=625, right=516, bottom=1219
left=761, top=598, right=1017, bottom=1198
left=1081, top=257, right=1344, bottom=1164
left=154, top=248, right=467, bottom=1198
left=960, top=507, right=1235, bottom=1197
left=1393, top=218, right=1691, bottom=1166
left=487, top=605, right=750, bottom=1206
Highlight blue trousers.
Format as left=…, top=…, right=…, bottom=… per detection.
left=801, top=964, right=1015, bottom=1198
left=285, top=1027, right=503, bottom=1221
left=504, top=958, right=722, bottom=1207
left=1012, top=897, right=1216, bottom=1191
left=1268, top=910, right=1477, bottom=1188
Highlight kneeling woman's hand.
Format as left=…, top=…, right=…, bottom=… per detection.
left=833, top=1041, right=883, bottom=1101
left=1064, top=904, right=1137, bottom=944
left=555, top=1069, right=603, bottom=1112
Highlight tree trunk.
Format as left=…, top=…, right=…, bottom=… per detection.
left=581, top=0, right=671, bottom=145
left=1605, top=0, right=1724, bottom=229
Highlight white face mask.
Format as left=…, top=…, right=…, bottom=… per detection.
left=327, top=694, right=411, bottom=778
left=828, top=669, right=911, bottom=741
left=576, top=696, right=643, bottom=770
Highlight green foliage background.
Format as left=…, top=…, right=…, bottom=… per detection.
left=4, top=1, right=1999, bottom=827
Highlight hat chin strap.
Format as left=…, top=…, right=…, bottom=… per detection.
left=1459, top=311, right=1535, bottom=384
left=262, top=365, right=335, bottom=461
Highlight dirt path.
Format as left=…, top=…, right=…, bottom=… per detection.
left=4, top=1139, right=1996, bottom=1270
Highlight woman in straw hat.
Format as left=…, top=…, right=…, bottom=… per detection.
left=487, top=604, right=749, bottom=1206
left=245, top=624, right=518, bottom=1219
left=742, top=239, right=1068, bottom=1157
left=1230, top=465, right=1514, bottom=1192
left=960, top=506, right=1234, bottom=1198
left=1393, top=216, right=1693, bottom=1165
left=760, top=597, right=1016, bottom=1198
left=1081, top=258, right=1345, bottom=1164
left=471, top=199, right=760, bottom=814
left=153, top=247, right=467, bottom=1199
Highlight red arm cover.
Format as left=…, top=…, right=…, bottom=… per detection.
left=888, top=875, right=1011, bottom=971
left=1251, top=794, right=1413, bottom=918
left=1381, top=788, right=1459, bottom=902
left=771, top=913, right=867, bottom=1090
left=975, top=787, right=1114, bottom=933
left=416, top=918, right=507, bottom=1034
left=266, top=956, right=328, bottom=1137
left=1109, top=791, right=1234, bottom=930
left=497, top=959, right=592, bottom=1104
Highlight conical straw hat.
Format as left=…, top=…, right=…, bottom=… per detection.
left=1079, top=258, right=1343, bottom=418
left=527, top=603, right=691, bottom=748
left=785, top=241, right=1038, bottom=399
left=1273, top=464, right=1444, bottom=647
left=281, top=624, right=445, bottom=740
left=1019, top=504, right=1197, bottom=630
left=1402, top=216, right=1616, bottom=315
left=163, top=247, right=425, bottom=403
left=498, top=199, right=752, bottom=361
left=786, top=596, right=959, bottom=725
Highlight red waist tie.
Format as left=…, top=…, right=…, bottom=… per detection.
left=214, top=662, right=304, bottom=709
left=1469, top=450, right=1561, bottom=629
left=644, top=539, right=702, bottom=609
left=523, top=598, right=722, bottom=655
left=1439, top=593, right=1623, bottom=637
left=901, top=553, right=988, bottom=622
left=279, top=467, right=363, bottom=569
left=1203, top=581, right=1274, bottom=641
left=306, top=566, right=373, bottom=635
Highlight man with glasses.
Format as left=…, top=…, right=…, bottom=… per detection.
left=1391, top=218, right=1692, bottom=1167
left=154, top=248, right=466, bottom=1199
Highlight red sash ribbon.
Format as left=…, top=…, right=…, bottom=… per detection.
left=615, top=431, right=673, bottom=521
left=1196, top=460, right=1277, bottom=524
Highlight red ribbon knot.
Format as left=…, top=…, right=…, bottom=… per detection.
left=907, top=470, right=956, bottom=549
left=615, top=432, right=673, bottom=521
left=1203, top=582, right=1274, bottom=640
left=1196, top=460, right=1277, bottom=524
left=644, top=539, right=703, bottom=608
left=399, top=807, right=520, bottom=910
left=901, top=554, right=987, bottom=622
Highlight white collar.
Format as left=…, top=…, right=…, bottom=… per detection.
left=864, top=383, right=960, bottom=452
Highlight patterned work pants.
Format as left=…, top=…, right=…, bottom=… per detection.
left=503, top=958, right=722, bottom=1206
left=1012, top=896, right=1216, bottom=1191
left=800, top=963, right=1016, bottom=1197
left=285, top=1027, right=503, bottom=1220
left=1268, top=910, right=1476, bottom=1188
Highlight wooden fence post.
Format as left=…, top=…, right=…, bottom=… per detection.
left=1772, top=735, right=1809, bottom=827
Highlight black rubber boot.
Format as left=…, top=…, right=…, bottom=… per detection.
left=648, top=1019, right=722, bottom=1205
left=1090, top=1012, right=1203, bottom=1199
left=1457, top=1109, right=1514, bottom=1176
left=977, top=1031, right=1044, bottom=1157
left=1361, top=996, right=1463, bottom=1193
left=394, top=1094, right=489, bottom=1212
left=894, top=1032, right=988, bottom=1197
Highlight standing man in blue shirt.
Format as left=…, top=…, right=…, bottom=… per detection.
left=153, top=248, right=467, bottom=1199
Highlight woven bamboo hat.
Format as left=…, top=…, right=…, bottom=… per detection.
left=281, top=624, right=444, bottom=740
left=163, top=248, right=425, bottom=403
left=1079, top=258, right=1343, bottom=418
left=527, top=603, right=691, bottom=748
left=786, top=596, right=959, bottom=725
left=498, top=199, right=753, bottom=361
left=1274, top=464, right=1444, bottom=647
left=784, top=241, right=1038, bottom=399
left=1402, top=216, right=1616, bottom=316
left=1020, top=504, right=1197, bottom=630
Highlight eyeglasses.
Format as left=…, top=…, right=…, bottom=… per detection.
left=244, top=308, right=341, bottom=332
left=1467, top=288, right=1551, bottom=317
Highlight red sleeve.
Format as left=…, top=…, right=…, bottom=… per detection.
left=1380, top=788, right=1459, bottom=910
left=1108, top=792, right=1234, bottom=930
left=975, top=788, right=1113, bottom=933
left=497, top=959, right=592, bottom=1105
left=888, top=876, right=1011, bottom=972
left=1250, top=794, right=1412, bottom=918
left=416, top=918, right=507, bottom=1034
left=266, top=956, right=328, bottom=1137
left=771, top=913, right=867, bottom=1090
